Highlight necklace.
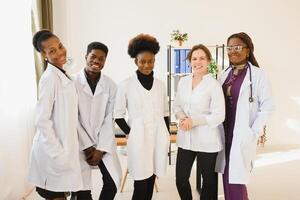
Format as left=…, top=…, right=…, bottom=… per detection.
left=233, top=63, right=247, bottom=75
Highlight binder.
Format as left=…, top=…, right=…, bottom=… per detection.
left=180, top=49, right=186, bottom=73
left=174, top=49, right=180, bottom=73
left=185, top=49, right=192, bottom=73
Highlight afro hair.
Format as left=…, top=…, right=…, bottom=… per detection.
left=128, top=34, right=160, bottom=58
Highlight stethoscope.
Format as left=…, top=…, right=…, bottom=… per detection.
left=225, top=63, right=254, bottom=103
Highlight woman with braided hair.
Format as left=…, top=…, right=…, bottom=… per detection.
left=114, top=34, right=170, bottom=200
left=216, top=32, right=274, bottom=200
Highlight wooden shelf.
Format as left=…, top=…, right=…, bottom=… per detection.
left=116, top=134, right=177, bottom=146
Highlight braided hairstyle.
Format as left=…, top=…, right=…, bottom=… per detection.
left=128, top=34, right=160, bottom=58
left=227, top=32, right=260, bottom=67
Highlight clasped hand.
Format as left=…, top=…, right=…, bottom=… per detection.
left=83, top=146, right=104, bottom=166
left=179, top=117, right=193, bottom=132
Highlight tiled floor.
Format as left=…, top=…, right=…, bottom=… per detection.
left=28, top=144, right=300, bottom=200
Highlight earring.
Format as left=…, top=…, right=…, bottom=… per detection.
left=45, top=58, right=48, bottom=61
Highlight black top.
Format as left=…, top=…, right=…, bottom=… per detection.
left=115, top=70, right=169, bottom=135
left=84, top=69, right=100, bottom=94
left=136, top=70, right=154, bottom=90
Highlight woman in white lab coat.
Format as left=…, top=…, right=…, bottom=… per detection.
left=215, top=32, right=274, bottom=200
left=114, top=34, right=170, bottom=200
left=71, top=42, right=122, bottom=200
left=174, top=44, right=225, bottom=200
left=28, top=30, right=82, bottom=200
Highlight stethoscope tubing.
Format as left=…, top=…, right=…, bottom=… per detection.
left=224, top=63, right=253, bottom=103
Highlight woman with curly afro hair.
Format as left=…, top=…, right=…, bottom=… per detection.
left=114, top=34, right=170, bottom=200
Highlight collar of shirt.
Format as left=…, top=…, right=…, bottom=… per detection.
left=84, top=69, right=101, bottom=94
left=84, top=69, right=100, bottom=83
left=47, top=61, right=66, bottom=74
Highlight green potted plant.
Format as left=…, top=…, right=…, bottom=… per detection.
left=170, top=29, right=188, bottom=46
left=208, top=59, right=219, bottom=77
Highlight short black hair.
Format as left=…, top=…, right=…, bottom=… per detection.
left=32, top=30, right=56, bottom=52
left=128, top=34, right=160, bottom=58
left=86, top=42, right=109, bottom=56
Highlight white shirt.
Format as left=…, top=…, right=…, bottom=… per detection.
left=173, top=73, right=225, bottom=152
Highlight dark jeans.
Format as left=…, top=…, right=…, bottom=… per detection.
left=71, top=160, right=117, bottom=200
left=132, top=174, right=156, bottom=200
left=176, top=147, right=218, bottom=200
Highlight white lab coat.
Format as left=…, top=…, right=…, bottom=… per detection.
left=113, top=74, right=170, bottom=180
left=173, top=74, right=225, bottom=152
left=215, top=62, right=274, bottom=184
left=28, top=63, right=83, bottom=191
left=73, top=69, right=122, bottom=190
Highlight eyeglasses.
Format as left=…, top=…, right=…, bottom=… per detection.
left=226, top=45, right=247, bottom=53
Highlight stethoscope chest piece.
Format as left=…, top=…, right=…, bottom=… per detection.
left=249, top=97, right=254, bottom=103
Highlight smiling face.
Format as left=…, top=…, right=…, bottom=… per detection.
left=85, top=49, right=107, bottom=75
left=190, top=49, right=210, bottom=76
left=41, top=36, right=67, bottom=68
left=227, top=37, right=250, bottom=65
left=135, top=51, right=155, bottom=75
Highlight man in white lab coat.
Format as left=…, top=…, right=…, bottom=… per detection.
left=71, top=42, right=122, bottom=200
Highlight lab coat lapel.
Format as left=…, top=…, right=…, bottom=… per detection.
left=133, top=74, right=148, bottom=97
left=94, top=75, right=105, bottom=96
left=239, top=64, right=251, bottom=94
left=219, top=65, right=251, bottom=94
left=48, top=64, right=71, bottom=87
left=78, top=69, right=94, bottom=97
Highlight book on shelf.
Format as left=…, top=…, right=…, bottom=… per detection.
left=172, top=48, right=192, bottom=74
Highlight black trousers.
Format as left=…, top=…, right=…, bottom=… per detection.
left=36, top=187, right=68, bottom=199
left=71, top=160, right=117, bottom=200
left=132, top=174, right=156, bottom=200
left=176, top=148, right=218, bottom=200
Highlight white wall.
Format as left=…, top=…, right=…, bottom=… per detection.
left=0, top=1, right=36, bottom=199
left=53, top=0, right=300, bottom=145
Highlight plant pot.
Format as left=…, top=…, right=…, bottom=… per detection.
left=177, top=40, right=183, bottom=46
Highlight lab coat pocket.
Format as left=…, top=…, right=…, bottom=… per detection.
left=127, top=119, right=144, bottom=154
left=127, top=119, right=145, bottom=174
left=35, top=139, right=69, bottom=176
left=157, top=123, right=170, bottom=152
left=241, top=128, right=257, bottom=172
left=48, top=151, right=71, bottom=175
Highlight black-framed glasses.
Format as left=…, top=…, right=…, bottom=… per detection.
left=226, top=45, right=247, bottom=53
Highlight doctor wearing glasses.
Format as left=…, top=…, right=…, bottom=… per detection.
left=215, top=32, right=274, bottom=200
